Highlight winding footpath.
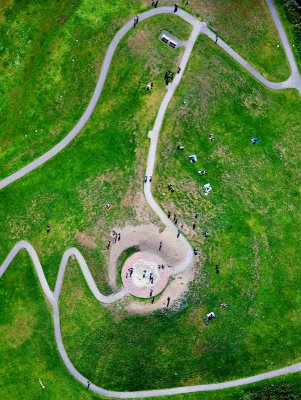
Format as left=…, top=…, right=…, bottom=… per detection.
left=1, top=1, right=301, bottom=398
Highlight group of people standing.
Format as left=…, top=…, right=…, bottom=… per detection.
left=106, top=230, right=121, bottom=249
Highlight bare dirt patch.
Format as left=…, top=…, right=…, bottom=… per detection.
left=106, top=223, right=196, bottom=314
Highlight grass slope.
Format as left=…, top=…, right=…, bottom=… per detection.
left=0, top=0, right=290, bottom=178
left=57, top=35, right=301, bottom=391
left=161, top=0, right=290, bottom=81
left=0, top=253, right=99, bottom=400
left=0, top=14, right=191, bottom=294
left=1, top=1, right=300, bottom=398
left=0, top=0, right=148, bottom=179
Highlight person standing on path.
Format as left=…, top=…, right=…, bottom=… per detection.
left=159, top=241, right=162, bottom=251
left=118, top=233, right=121, bottom=241
left=87, top=381, right=91, bottom=390
left=149, top=176, right=152, bottom=182
left=168, top=211, right=171, bottom=218
left=133, top=15, right=139, bottom=27
left=145, top=175, right=147, bottom=183
left=215, top=35, right=218, bottom=44
left=177, top=230, right=180, bottom=238
left=129, top=267, right=134, bottom=277
left=174, top=3, right=178, bottom=12
left=154, top=0, right=158, bottom=7
left=167, top=296, right=171, bottom=307
left=150, top=289, right=153, bottom=298
left=151, top=296, right=155, bottom=304
left=174, top=217, right=178, bottom=225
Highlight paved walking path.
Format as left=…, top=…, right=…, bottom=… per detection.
left=1, top=1, right=301, bottom=398
left=0, top=3, right=300, bottom=191
left=2, top=242, right=301, bottom=398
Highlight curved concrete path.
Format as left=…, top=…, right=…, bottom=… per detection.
left=0, top=2, right=300, bottom=191
left=2, top=240, right=301, bottom=398
left=1, top=1, right=301, bottom=398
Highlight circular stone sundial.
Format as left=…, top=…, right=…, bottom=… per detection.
left=121, top=251, right=170, bottom=298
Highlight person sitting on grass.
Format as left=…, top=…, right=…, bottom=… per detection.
left=146, top=82, right=153, bottom=90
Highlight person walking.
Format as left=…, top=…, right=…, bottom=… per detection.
left=143, top=270, right=147, bottom=278
left=159, top=241, right=162, bottom=251
left=192, top=222, right=196, bottom=230
left=106, top=240, right=111, bottom=249
left=149, top=176, right=152, bottom=182
left=133, top=15, right=139, bottom=27
left=87, top=381, right=91, bottom=390
left=167, top=296, right=171, bottom=307
left=177, top=230, right=180, bottom=238
left=154, top=0, right=158, bottom=7
left=177, top=66, right=181, bottom=74
left=150, top=289, right=153, bottom=297
left=168, top=211, right=171, bottom=218
left=174, top=217, right=178, bottom=225
left=144, top=175, right=147, bottom=183
left=174, top=3, right=178, bottom=12
left=129, top=267, right=134, bottom=277
left=215, top=35, right=218, bottom=44
left=118, top=233, right=121, bottom=241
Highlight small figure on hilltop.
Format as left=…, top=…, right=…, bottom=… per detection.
left=204, top=311, right=215, bottom=325
left=204, top=231, right=209, bottom=239
left=146, top=82, right=153, bottom=91
left=46, top=224, right=51, bottom=233
left=174, top=2, right=178, bottom=12
left=215, top=35, right=219, bottom=44
left=209, top=133, right=215, bottom=141
left=167, top=296, right=171, bottom=307
left=193, top=247, right=199, bottom=255
left=251, top=136, right=259, bottom=144
left=177, top=66, right=181, bottom=74
left=159, top=241, right=162, bottom=251
left=177, top=230, right=181, bottom=238
left=189, top=154, right=197, bottom=163
left=216, top=265, right=220, bottom=274
left=133, top=15, right=139, bottom=27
